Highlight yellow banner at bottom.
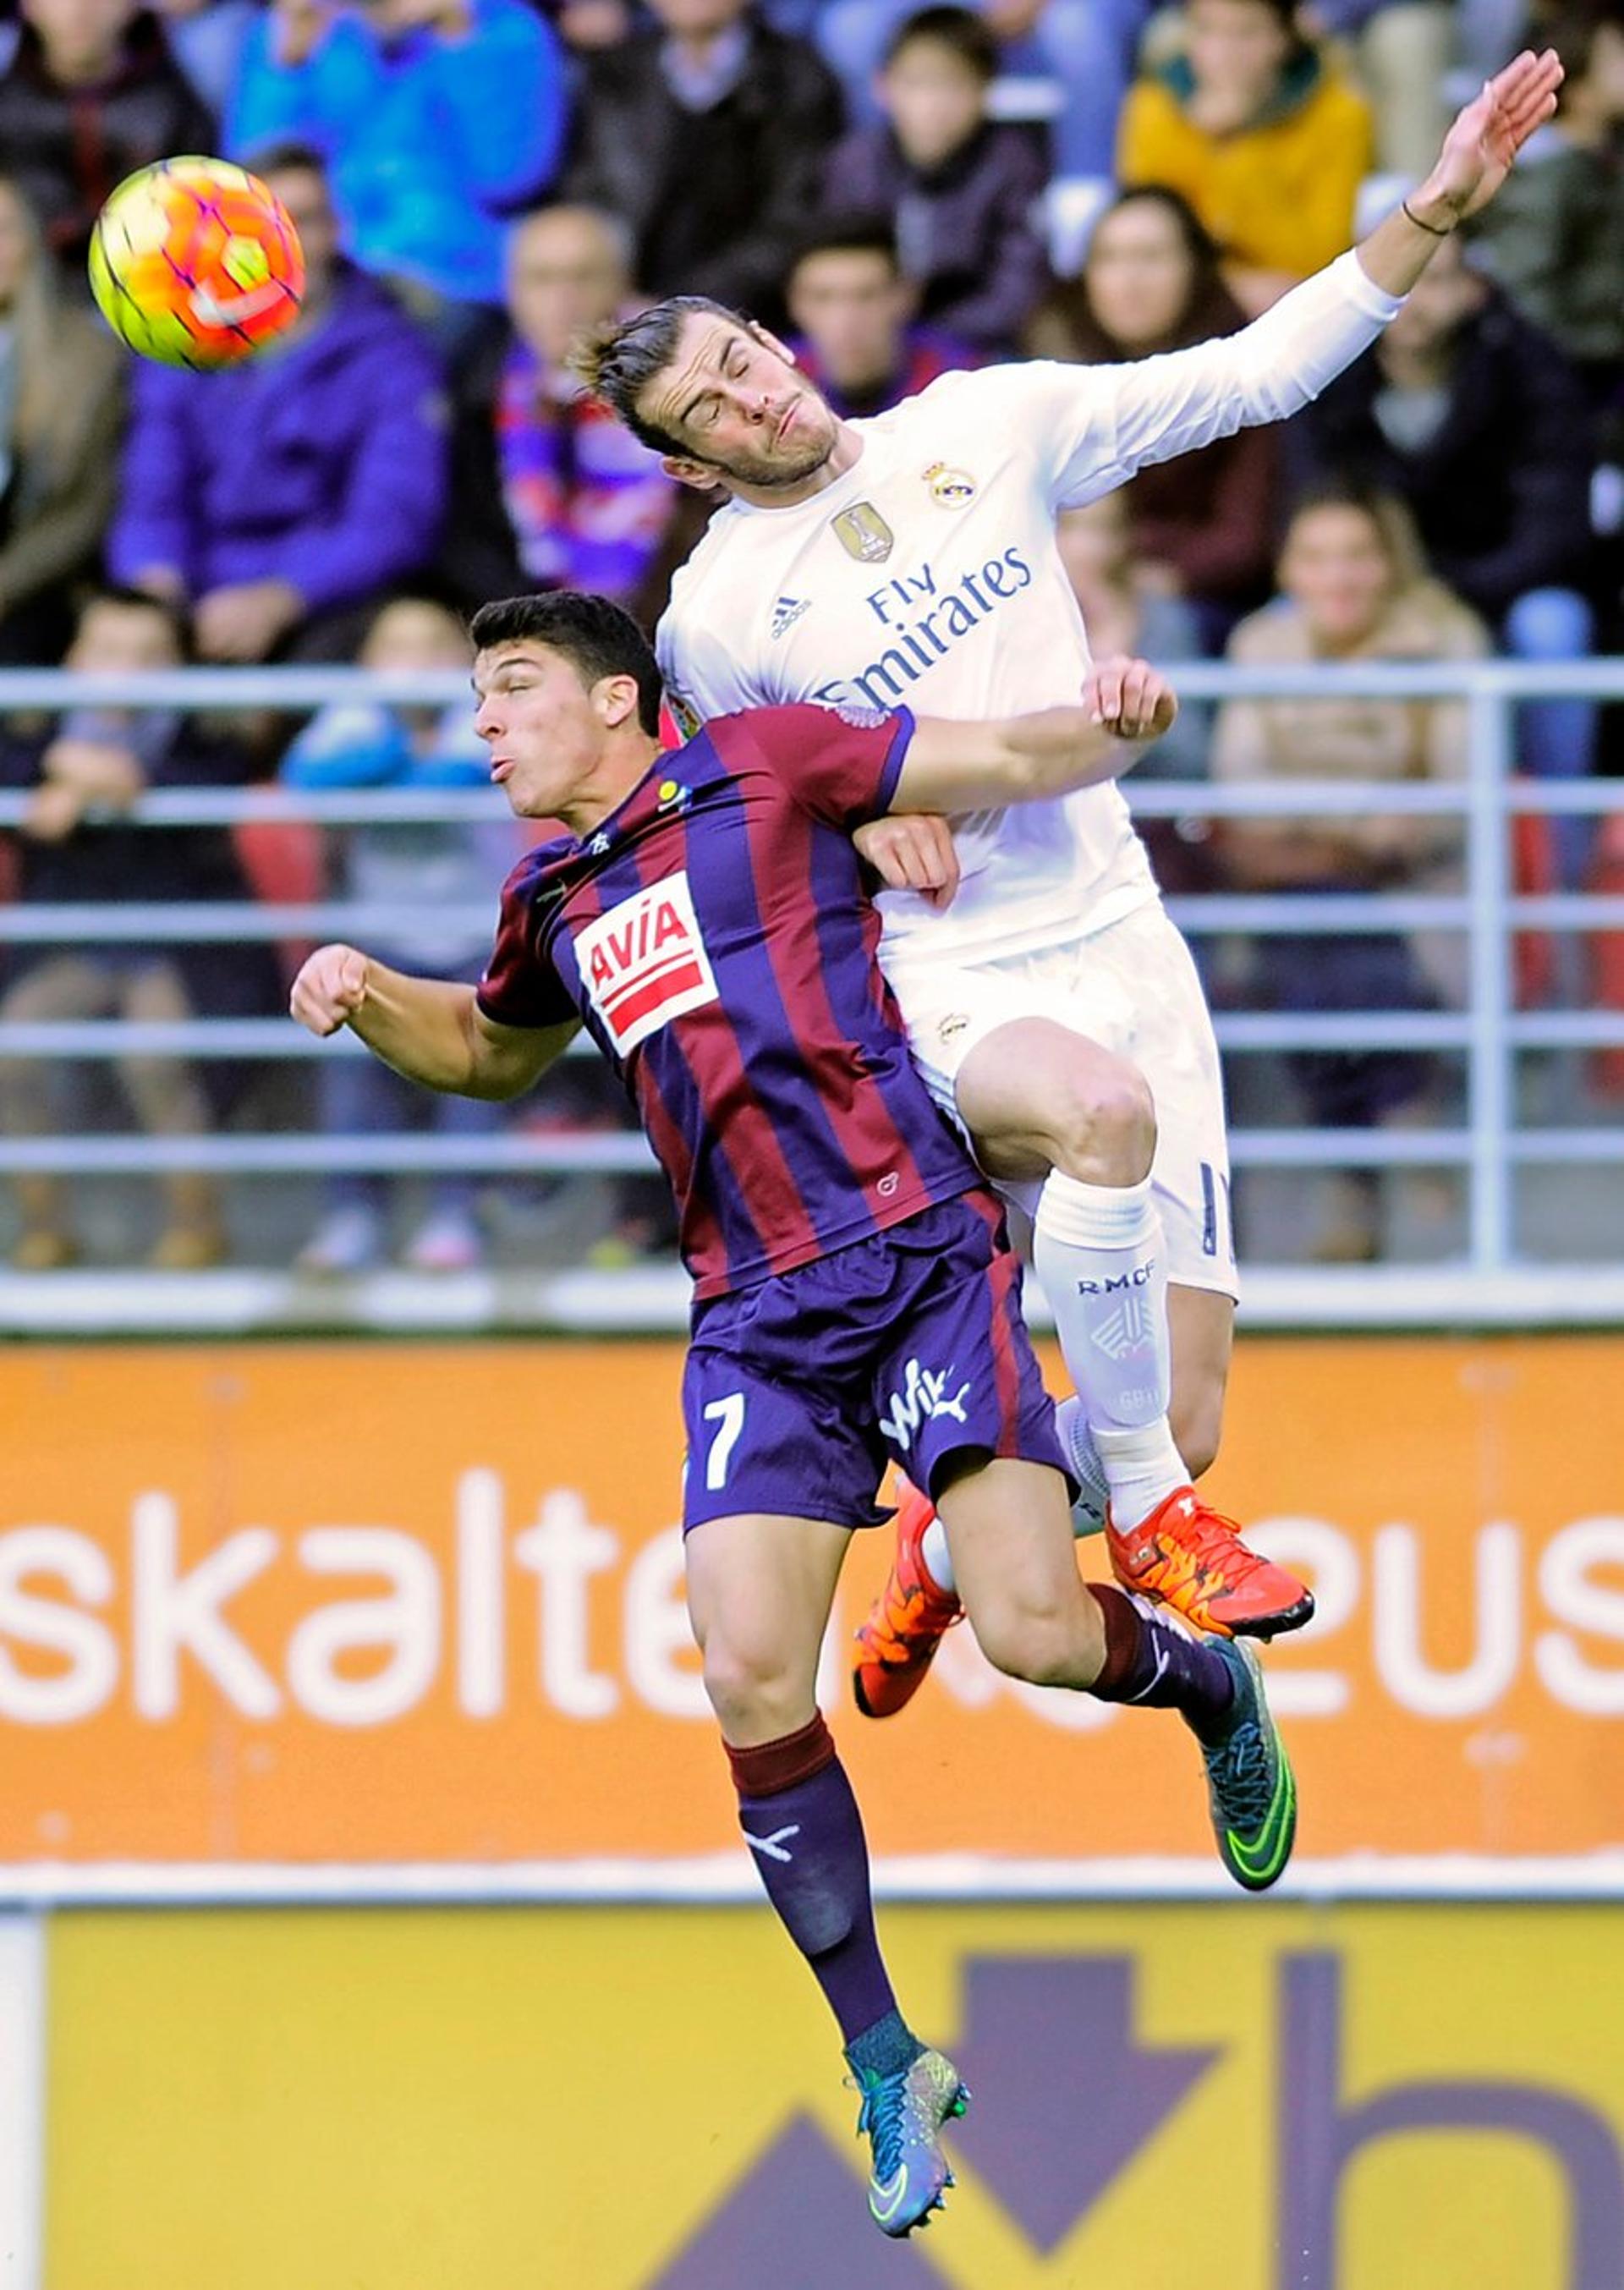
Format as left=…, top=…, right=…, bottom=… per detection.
left=48, top=1902, right=1624, bottom=2289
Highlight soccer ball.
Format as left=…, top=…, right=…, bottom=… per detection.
left=89, top=157, right=304, bottom=371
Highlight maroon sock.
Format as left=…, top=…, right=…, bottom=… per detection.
left=1090, top=1584, right=1236, bottom=1741
left=727, top=1713, right=900, bottom=2046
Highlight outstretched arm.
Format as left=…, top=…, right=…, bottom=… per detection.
left=290, top=944, right=576, bottom=1099
left=893, top=657, right=1177, bottom=816
left=1009, top=50, right=1563, bottom=509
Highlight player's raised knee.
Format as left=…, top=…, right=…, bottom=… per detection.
left=1045, top=1051, right=1155, bottom=1186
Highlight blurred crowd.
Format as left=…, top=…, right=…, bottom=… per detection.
left=0, top=0, right=1620, bottom=1271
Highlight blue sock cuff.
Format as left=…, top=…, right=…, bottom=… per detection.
left=844, top=2008, right=925, bottom=2083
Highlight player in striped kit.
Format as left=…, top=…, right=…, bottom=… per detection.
left=291, top=592, right=1296, bottom=2238
left=578, top=47, right=1563, bottom=1710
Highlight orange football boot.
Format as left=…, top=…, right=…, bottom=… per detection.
left=1105, top=1486, right=1314, bottom=1639
left=853, top=1477, right=963, bottom=1718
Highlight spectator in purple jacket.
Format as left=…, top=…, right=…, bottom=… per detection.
left=443, top=203, right=680, bottom=618
left=0, top=0, right=215, bottom=282
left=108, top=146, right=448, bottom=662
left=784, top=212, right=980, bottom=417
left=820, top=6, right=1051, bottom=354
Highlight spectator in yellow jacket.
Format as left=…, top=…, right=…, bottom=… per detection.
left=1117, top=0, right=1374, bottom=312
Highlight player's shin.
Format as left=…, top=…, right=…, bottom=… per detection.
left=1084, top=1583, right=1236, bottom=1740
left=727, top=1712, right=919, bottom=2067
left=728, top=1712, right=969, bottom=2227
left=1032, top=1171, right=1187, bottom=1532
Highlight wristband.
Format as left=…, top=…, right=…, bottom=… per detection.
left=1402, top=198, right=1454, bottom=239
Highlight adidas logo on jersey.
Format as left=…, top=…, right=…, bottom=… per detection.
left=771, top=596, right=810, bottom=640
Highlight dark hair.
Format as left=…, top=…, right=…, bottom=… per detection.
left=572, top=294, right=747, bottom=454
left=883, top=4, right=998, bottom=80
left=787, top=213, right=903, bottom=280
left=240, top=139, right=329, bottom=185
left=80, top=584, right=193, bottom=659
left=469, top=592, right=662, bottom=735
left=1198, top=0, right=1304, bottom=32
left=1094, top=185, right=1221, bottom=285
left=1281, top=478, right=1429, bottom=585
left=1027, top=184, right=1238, bottom=362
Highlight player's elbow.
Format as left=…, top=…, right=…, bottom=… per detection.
left=995, top=713, right=1106, bottom=805
left=465, top=1050, right=542, bottom=1102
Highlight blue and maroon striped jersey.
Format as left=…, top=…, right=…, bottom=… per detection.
left=477, top=704, right=979, bottom=1298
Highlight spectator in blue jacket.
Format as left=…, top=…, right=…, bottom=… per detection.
left=227, top=0, right=567, bottom=339
left=108, top=146, right=448, bottom=662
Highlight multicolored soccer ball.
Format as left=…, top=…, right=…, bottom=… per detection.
left=89, top=157, right=304, bottom=371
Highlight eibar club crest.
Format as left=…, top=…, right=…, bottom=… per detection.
left=924, top=461, right=977, bottom=508
left=831, top=502, right=894, bottom=563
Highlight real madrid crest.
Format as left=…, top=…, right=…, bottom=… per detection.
left=831, top=502, right=895, bottom=563
left=924, top=461, right=977, bottom=508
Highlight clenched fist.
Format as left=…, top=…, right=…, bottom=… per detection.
left=1084, top=655, right=1179, bottom=743
left=291, top=943, right=369, bottom=1036
left=853, top=811, right=961, bottom=909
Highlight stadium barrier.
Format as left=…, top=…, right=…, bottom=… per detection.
left=1, top=658, right=1623, bottom=1328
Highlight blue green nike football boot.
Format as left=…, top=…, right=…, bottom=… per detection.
left=1199, top=1636, right=1297, bottom=1892
left=848, top=2046, right=968, bottom=2238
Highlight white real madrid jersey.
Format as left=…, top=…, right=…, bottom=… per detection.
left=657, top=250, right=1402, bottom=964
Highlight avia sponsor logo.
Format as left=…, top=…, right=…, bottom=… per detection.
left=812, top=548, right=1034, bottom=713
left=880, top=1358, right=972, bottom=1453
left=578, top=870, right=718, bottom=1055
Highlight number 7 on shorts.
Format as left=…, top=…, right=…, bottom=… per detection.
left=703, top=1392, right=746, bottom=1491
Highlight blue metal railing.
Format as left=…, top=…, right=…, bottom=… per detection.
left=1, top=659, right=1621, bottom=1278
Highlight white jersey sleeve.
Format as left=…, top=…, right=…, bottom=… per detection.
left=953, top=249, right=1402, bottom=511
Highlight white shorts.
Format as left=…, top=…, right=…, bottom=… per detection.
left=884, top=902, right=1239, bottom=1299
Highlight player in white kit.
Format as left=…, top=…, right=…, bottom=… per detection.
left=577, top=52, right=1561, bottom=1711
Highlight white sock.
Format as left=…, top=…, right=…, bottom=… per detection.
left=920, top=1513, right=955, bottom=1595
left=1093, top=1421, right=1188, bottom=1535
left=1032, top=1170, right=1187, bottom=1533
left=1054, top=1395, right=1109, bottom=1537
